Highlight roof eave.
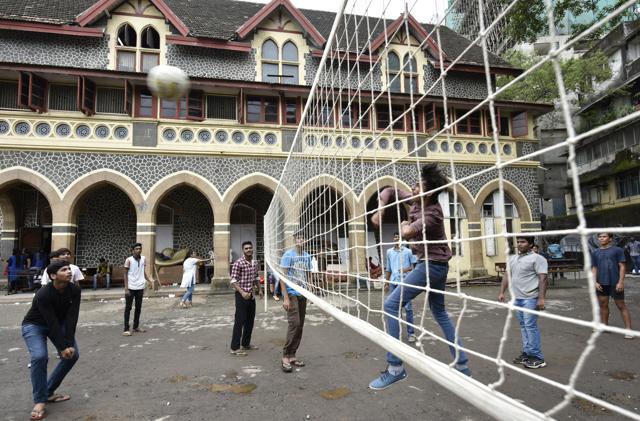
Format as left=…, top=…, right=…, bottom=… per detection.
left=0, top=19, right=104, bottom=37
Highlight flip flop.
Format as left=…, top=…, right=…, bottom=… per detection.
left=47, top=394, right=70, bottom=403
left=290, top=360, right=305, bottom=367
left=30, top=409, right=46, bottom=420
left=281, top=361, right=293, bottom=373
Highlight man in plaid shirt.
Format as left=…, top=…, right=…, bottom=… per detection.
left=229, top=241, right=263, bottom=356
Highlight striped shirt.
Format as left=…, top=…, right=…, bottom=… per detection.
left=230, top=256, right=259, bottom=293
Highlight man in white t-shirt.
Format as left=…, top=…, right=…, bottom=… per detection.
left=40, top=249, right=84, bottom=286
left=122, top=243, right=154, bottom=336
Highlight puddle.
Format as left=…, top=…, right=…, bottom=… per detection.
left=319, top=387, right=351, bottom=400
left=609, top=371, right=636, bottom=381
left=206, top=383, right=257, bottom=394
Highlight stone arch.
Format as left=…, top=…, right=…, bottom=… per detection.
left=0, top=167, right=61, bottom=211
left=292, top=174, right=357, bottom=220
left=474, top=179, right=533, bottom=221
left=61, top=169, right=144, bottom=222
left=146, top=171, right=223, bottom=222
left=222, top=173, right=291, bottom=222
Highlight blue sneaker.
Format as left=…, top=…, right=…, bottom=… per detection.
left=368, top=369, right=407, bottom=390
left=455, top=363, right=472, bottom=377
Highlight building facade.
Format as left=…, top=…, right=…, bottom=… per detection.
left=0, top=0, right=547, bottom=285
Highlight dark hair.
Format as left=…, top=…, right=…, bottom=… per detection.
left=598, top=232, right=613, bottom=238
left=12, top=248, right=19, bottom=256
left=50, top=248, right=71, bottom=258
left=99, top=257, right=106, bottom=263
left=49, top=251, right=59, bottom=259
left=46, top=261, right=69, bottom=277
left=131, top=243, right=142, bottom=249
left=421, top=163, right=448, bottom=193
left=516, top=236, right=535, bottom=245
left=393, top=232, right=399, bottom=237
left=242, top=241, right=253, bottom=248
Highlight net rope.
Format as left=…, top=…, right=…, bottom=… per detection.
left=264, top=0, right=640, bottom=419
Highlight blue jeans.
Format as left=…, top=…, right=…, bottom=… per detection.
left=514, top=298, right=543, bottom=360
left=631, top=255, right=640, bottom=273
left=385, top=261, right=467, bottom=366
left=92, top=273, right=111, bottom=290
left=388, top=282, right=415, bottom=335
left=22, top=324, right=79, bottom=404
left=182, top=281, right=195, bottom=302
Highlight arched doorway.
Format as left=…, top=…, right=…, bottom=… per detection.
left=230, top=185, right=274, bottom=267
left=365, top=188, right=408, bottom=264
left=481, top=190, right=521, bottom=269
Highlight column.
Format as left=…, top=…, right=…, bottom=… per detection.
left=348, top=222, right=368, bottom=277
left=212, top=222, right=230, bottom=290
left=136, top=221, right=156, bottom=287
left=466, top=219, right=488, bottom=278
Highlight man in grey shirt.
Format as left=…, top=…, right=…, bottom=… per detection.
left=499, top=236, right=548, bottom=369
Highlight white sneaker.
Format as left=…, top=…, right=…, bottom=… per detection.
left=408, top=334, right=417, bottom=343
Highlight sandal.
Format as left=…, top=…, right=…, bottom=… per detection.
left=47, top=394, right=70, bottom=403
left=290, top=360, right=305, bottom=367
left=281, top=361, right=293, bottom=373
left=30, top=409, right=46, bottom=420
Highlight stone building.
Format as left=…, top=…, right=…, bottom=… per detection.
left=0, top=0, right=549, bottom=285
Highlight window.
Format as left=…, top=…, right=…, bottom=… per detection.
left=48, top=84, right=77, bottom=111
left=78, top=77, right=96, bottom=116
left=18, top=72, right=47, bottom=112
left=116, top=24, right=137, bottom=71
left=455, top=109, right=482, bottom=134
left=499, top=110, right=510, bottom=136
left=206, top=95, right=236, bottom=120
left=96, top=87, right=126, bottom=114
left=511, top=111, right=528, bottom=137
left=581, top=185, right=601, bottom=205
left=483, top=191, right=518, bottom=233
left=261, top=40, right=299, bottom=84
left=0, top=81, right=19, bottom=109
left=424, top=103, right=436, bottom=130
left=387, top=52, right=401, bottom=92
left=376, top=105, right=405, bottom=130
left=160, top=91, right=203, bottom=120
left=439, top=190, right=466, bottom=254
left=403, top=54, right=418, bottom=94
left=136, top=88, right=156, bottom=117
left=246, top=95, right=278, bottom=123
left=116, top=24, right=161, bottom=72
left=306, top=101, right=334, bottom=127
left=617, top=169, right=640, bottom=199
left=140, top=26, right=160, bottom=72
left=285, top=97, right=299, bottom=124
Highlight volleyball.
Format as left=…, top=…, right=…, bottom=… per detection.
left=146, top=65, right=190, bottom=99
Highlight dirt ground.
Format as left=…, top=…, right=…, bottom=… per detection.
left=1, top=279, right=639, bottom=421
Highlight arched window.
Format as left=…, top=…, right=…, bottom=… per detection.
left=140, top=26, right=160, bottom=72
left=281, top=41, right=299, bottom=85
left=261, top=39, right=280, bottom=83
left=116, top=24, right=137, bottom=71
left=387, top=52, right=401, bottom=92
left=439, top=190, right=467, bottom=254
left=403, top=53, right=418, bottom=94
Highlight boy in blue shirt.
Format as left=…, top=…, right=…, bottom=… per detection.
left=385, top=232, right=417, bottom=342
left=592, top=232, right=632, bottom=338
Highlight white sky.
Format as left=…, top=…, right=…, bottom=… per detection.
left=251, top=0, right=449, bottom=24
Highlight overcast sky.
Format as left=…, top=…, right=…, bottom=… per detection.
left=250, top=0, right=450, bottom=24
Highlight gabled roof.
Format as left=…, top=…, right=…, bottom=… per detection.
left=369, top=14, right=447, bottom=61
left=236, top=0, right=325, bottom=47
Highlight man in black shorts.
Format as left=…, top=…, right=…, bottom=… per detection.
left=591, top=232, right=632, bottom=338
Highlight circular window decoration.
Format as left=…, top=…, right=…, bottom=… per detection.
left=249, top=132, right=261, bottom=144
left=35, top=122, right=51, bottom=137
left=55, top=123, right=71, bottom=137
left=427, top=140, right=438, bottom=152
left=198, top=130, right=211, bottom=143
left=379, top=138, right=389, bottom=149
left=453, top=142, right=463, bottom=153
left=114, top=126, right=128, bottom=140
left=365, top=137, right=375, bottom=149
left=393, top=138, right=403, bottom=151
left=15, top=121, right=31, bottom=135
left=214, top=130, right=228, bottom=143
left=491, top=144, right=497, bottom=154
left=321, top=135, right=331, bottom=147
left=466, top=143, right=476, bottom=153
left=479, top=143, right=488, bottom=154
left=231, top=131, right=244, bottom=144
left=181, top=129, right=194, bottom=142
left=0, top=120, right=9, bottom=135
left=440, top=141, right=449, bottom=152
left=162, top=128, right=177, bottom=142
left=265, top=133, right=277, bottom=145
left=95, top=125, right=109, bottom=139
left=335, top=136, right=346, bottom=148
left=503, top=144, right=512, bottom=155
left=75, top=124, right=90, bottom=138
left=306, top=135, right=317, bottom=147
left=350, top=137, right=361, bottom=149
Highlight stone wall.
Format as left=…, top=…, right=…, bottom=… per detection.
left=75, top=185, right=137, bottom=268
left=162, top=188, right=213, bottom=257
left=423, top=63, right=490, bottom=100
left=166, top=45, right=256, bottom=80
left=0, top=30, right=109, bottom=70
left=304, top=54, right=383, bottom=90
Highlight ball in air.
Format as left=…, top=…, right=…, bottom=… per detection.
left=146, top=65, right=190, bottom=99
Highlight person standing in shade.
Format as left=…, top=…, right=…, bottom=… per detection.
left=368, top=164, right=471, bottom=390
left=279, top=234, right=312, bottom=373
left=385, top=232, right=417, bottom=343
left=123, top=243, right=153, bottom=336
left=6, top=248, right=21, bottom=294
left=92, top=258, right=111, bottom=290
left=592, top=232, right=633, bottom=338
left=180, top=251, right=212, bottom=308
left=229, top=241, right=262, bottom=356
left=626, top=237, right=640, bottom=276
left=30, top=249, right=48, bottom=290
left=21, top=261, right=81, bottom=421
left=499, top=236, right=549, bottom=369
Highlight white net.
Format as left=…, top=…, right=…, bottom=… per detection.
left=264, top=0, right=640, bottom=419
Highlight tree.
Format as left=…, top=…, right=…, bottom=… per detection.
left=495, top=50, right=611, bottom=103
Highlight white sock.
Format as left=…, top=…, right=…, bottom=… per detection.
left=388, top=364, right=404, bottom=375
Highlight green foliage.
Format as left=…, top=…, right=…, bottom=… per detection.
left=580, top=103, right=636, bottom=131
left=495, top=50, right=611, bottom=103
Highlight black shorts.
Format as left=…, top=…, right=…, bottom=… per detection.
left=596, top=284, right=624, bottom=300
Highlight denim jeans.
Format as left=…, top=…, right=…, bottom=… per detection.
left=631, top=255, right=640, bottom=273
left=124, top=289, right=144, bottom=331
left=231, top=291, right=256, bottom=350
left=92, top=273, right=111, bottom=290
left=22, top=324, right=79, bottom=404
left=388, top=282, right=415, bottom=336
left=182, top=281, right=195, bottom=302
left=385, top=261, right=467, bottom=366
left=514, top=298, right=543, bottom=360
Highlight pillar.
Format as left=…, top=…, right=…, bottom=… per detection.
left=212, top=223, right=230, bottom=290
left=466, top=220, right=488, bottom=278
left=136, top=219, right=156, bottom=286
left=348, top=222, right=368, bottom=277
